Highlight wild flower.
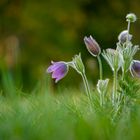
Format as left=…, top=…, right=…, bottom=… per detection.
left=71, top=54, right=92, bottom=102
left=47, top=13, right=139, bottom=109
left=47, top=54, right=92, bottom=102
left=84, top=35, right=103, bottom=79
left=130, top=60, right=140, bottom=78
left=118, top=30, right=132, bottom=44
left=84, top=35, right=101, bottom=57
left=117, top=42, right=139, bottom=77
left=47, top=61, right=69, bottom=83
left=102, top=48, right=123, bottom=104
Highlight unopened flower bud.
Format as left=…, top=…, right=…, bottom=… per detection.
left=118, top=30, right=132, bottom=43
left=72, top=53, right=85, bottom=74
left=126, top=13, right=137, bottom=22
left=97, top=79, right=109, bottom=94
left=84, top=35, right=101, bottom=57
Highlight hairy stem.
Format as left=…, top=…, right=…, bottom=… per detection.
left=97, top=55, right=103, bottom=80
left=127, top=20, right=131, bottom=42
left=113, top=70, right=117, bottom=105
left=81, top=73, right=92, bottom=102
left=100, top=93, right=102, bottom=106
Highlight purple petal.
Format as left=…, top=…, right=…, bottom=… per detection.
left=47, top=62, right=65, bottom=73
left=84, top=35, right=100, bottom=56
left=52, top=64, right=68, bottom=82
left=131, top=60, right=140, bottom=77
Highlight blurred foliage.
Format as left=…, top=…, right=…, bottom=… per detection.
left=0, top=0, right=140, bottom=90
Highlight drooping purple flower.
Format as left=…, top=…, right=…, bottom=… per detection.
left=130, top=60, right=140, bottom=78
left=47, top=61, right=68, bottom=83
left=84, top=35, right=101, bottom=57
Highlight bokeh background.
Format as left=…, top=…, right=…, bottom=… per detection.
left=0, top=0, right=140, bottom=91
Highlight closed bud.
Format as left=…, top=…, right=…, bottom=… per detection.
left=97, top=79, right=109, bottom=94
left=126, top=13, right=137, bottom=22
left=84, top=35, right=101, bottom=57
left=118, top=30, right=132, bottom=43
left=72, top=53, right=85, bottom=74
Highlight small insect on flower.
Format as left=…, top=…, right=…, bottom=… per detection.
left=118, top=30, right=132, bottom=43
left=47, top=61, right=69, bottom=83
left=130, top=60, right=140, bottom=78
left=84, top=35, right=101, bottom=57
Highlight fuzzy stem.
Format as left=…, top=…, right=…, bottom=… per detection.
left=81, top=73, right=92, bottom=102
left=97, top=55, right=103, bottom=80
left=100, top=93, right=102, bottom=106
left=122, top=68, right=126, bottom=81
left=113, top=70, right=117, bottom=105
left=127, top=20, right=131, bottom=42
left=99, top=93, right=104, bottom=107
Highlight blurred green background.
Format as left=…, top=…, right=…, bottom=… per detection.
left=0, top=0, right=140, bottom=91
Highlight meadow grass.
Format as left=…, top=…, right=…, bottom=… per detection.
left=0, top=77, right=140, bottom=140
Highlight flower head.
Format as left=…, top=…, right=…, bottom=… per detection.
left=130, top=60, right=140, bottom=78
left=84, top=35, right=101, bottom=57
left=118, top=30, right=132, bottom=43
left=47, top=61, right=69, bottom=83
left=126, top=13, right=137, bottom=22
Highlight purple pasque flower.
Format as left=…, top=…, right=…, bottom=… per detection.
left=118, top=30, right=132, bottom=43
left=130, top=60, right=140, bottom=78
left=47, top=61, right=69, bottom=83
left=84, top=35, right=101, bottom=57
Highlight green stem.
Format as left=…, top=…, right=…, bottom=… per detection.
left=113, top=70, right=117, bottom=105
left=127, top=20, right=131, bottom=42
left=97, top=55, right=103, bottom=80
left=81, top=73, right=92, bottom=102
left=100, top=93, right=103, bottom=107
left=122, top=70, right=124, bottom=81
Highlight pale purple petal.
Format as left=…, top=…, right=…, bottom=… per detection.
left=131, top=60, right=140, bottom=77
left=84, top=35, right=100, bottom=56
left=47, top=62, right=65, bottom=73
left=47, top=61, right=68, bottom=83
left=52, top=64, right=67, bottom=79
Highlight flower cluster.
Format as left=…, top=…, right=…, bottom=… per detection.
left=47, top=13, right=140, bottom=107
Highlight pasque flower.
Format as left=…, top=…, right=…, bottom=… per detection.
left=118, top=30, right=132, bottom=43
left=130, top=60, right=140, bottom=78
left=84, top=35, right=101, bottom=57
left=84, top=35, right=103, bottom=79
left=47, top=61, right=69, bottom=83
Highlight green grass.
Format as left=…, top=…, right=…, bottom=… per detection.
left=0, top=70, right=140, bottom=140
left=0, top=84, right=140, bottom=140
